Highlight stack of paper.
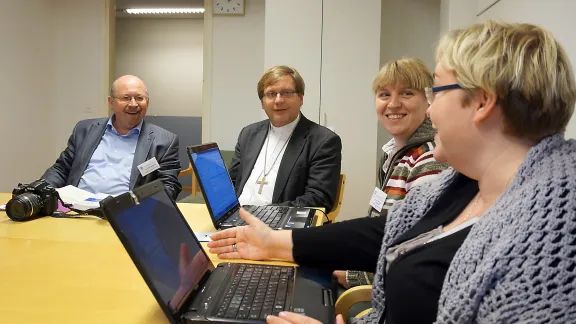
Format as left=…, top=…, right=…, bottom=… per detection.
left=55, top=186, right=111, bottom=211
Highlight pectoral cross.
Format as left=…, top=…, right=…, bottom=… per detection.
left=256, top=175, right=269, bottom=194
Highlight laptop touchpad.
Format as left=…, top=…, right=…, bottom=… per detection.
left=291, top=214, right=309, bottom=227
left=290, top=220, right=306, bottom=228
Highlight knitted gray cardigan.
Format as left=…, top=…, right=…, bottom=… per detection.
left=356, top=134, right=576, bottom=323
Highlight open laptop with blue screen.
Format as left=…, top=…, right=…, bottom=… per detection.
left=186, top=143, right=315, bottom=230
left=99, top=180, right=335, bottom=324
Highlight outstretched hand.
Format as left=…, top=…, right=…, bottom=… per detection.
left=207, top=208, right=275, bottom=260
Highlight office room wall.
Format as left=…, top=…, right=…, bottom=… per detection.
left=264, top=0, right=322, bottom=124
left=440, top=0, right=477, bottom=34
left=477, top=0, right=500, bottom=14
left=376, top=0, right=441, bottom=163
left=478, top=0, right=576, bottom=139
left=0, top=0, right=56, bottom=191
left=205, top=0, right=265, bottom=150
left=0, top=0, right=111, bottom=191
left=320, top=0, right=382, bottom=221
left=52, top=0, right=111, bottom=153
left=115, top=18, right=204, bottom=117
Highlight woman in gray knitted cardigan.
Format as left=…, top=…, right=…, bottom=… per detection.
left=208, top=20, right=576, bottom=324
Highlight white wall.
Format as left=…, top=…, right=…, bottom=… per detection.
left=478, top=0, right=576, bottom=139
left=0, top=0, right=110, bottom=191
left=264, top=0, right=322, bottom=123
left=204, top=0, right=265, bottom=150
left=477, top=0, right=500, bottom=14
left=52, top=0, right=110, bottom=153
left=115, top=18, right=204, bottom=117
left=377, top=0, right=441, bottom=163
left=321, top=0, right=382, bottom=221
left=440, top=0, right=476, bottom=34
left=381, top=0, right=441, bottom=70
left=0, top=0, right=56, bottom=191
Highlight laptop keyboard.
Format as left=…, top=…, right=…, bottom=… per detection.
left=236, top=206, right=290, bottom=228
left=214, top=264, right=294, bottom=320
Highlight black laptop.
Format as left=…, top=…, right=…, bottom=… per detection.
left=100, top=180, right=335, bottom=324
left=186, top=143, right=315, bottom=230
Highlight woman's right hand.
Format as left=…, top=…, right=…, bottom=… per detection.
left=207, top=208, right=293, bottom=261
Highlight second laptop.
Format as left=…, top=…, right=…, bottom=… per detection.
left=186, top=143, right=316, bottom=230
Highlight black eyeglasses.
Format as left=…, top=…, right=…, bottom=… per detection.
left=424, top=84, right=462, bottom=105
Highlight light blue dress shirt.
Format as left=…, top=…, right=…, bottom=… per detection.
left=78, top=118, right=143, bottom=196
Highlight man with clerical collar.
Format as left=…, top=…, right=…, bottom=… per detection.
left=42, top=75, right=182, bottom=200
left=229, top=65, right=342, bottom=211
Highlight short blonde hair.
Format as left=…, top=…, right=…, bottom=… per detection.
left=257, top=66, right=305, bottom=100
left=436, top=20, right=576, bottom=141
left=373, top=57, right=433, bottom=93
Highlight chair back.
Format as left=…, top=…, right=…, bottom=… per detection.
left=326, top=173, right=346, bottom=223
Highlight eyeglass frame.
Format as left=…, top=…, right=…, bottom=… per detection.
left=424, top=84, right=462, bottom=105
left=112, top=95, right=149, bottom=104
left=263, top=89, right=298, bottom=100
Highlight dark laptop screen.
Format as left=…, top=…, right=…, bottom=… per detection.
left=190, top=147, right=238, bottom=221
left=113, top=189, right=212, bottom=314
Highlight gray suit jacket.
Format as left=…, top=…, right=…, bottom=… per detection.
left=42, top=117, right=182, bottom=200
left=228, top=114, right=342, bottom=211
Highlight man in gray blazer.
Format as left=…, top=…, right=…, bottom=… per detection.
left=229, top=66, right=342, bottom=211
left=42, top=75, right=182, bottom=200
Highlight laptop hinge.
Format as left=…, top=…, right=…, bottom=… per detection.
left=178, top=269, right=213, bottom=317
left=129, top=191, right=140, bottom=205
left=219, top=203, right=241, bottom=225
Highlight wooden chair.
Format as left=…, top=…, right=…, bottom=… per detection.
left=178, top=163, right=199, bottom=196
left=326, top=174, right=346, bottom=223
left=335, top=285, right=373, bottom=319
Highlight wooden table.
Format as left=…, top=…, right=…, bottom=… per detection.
left=0, top=193, right=321, bottom=323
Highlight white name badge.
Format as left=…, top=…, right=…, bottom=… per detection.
left=137, top=157, right=160, bottom=177
left=369, top=187, right=387, bottom=213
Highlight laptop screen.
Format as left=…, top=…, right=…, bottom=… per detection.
left=113, top=189, right=212, bottom=314
left=190, top=147, right=238, bottom=221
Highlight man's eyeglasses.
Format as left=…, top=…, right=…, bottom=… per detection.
left=113, top=95, right=149, bottom=104
left=424, top=84, right=462, bottom=105
left=264, top=90, right=298, bottom=100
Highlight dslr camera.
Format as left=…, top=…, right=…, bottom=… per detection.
left=6, top=179, right=59, bottom=221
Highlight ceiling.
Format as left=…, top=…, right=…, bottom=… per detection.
left=115, top=0, right=204, bottom=9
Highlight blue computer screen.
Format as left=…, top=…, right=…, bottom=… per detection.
left=113, top=190, right=212, bottom=314
left=191, top=148, right=238, bottom=221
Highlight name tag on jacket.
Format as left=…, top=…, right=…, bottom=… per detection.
left=137, top=157, right=160, bottom=177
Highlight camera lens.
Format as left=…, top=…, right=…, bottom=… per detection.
left=6, top=193, right=43, bottom=221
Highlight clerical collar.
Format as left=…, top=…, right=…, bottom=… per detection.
left=270, top=114, right=300, bottom=135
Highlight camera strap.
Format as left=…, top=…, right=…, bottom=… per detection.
left=55, top=195, right=106, bottom=220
